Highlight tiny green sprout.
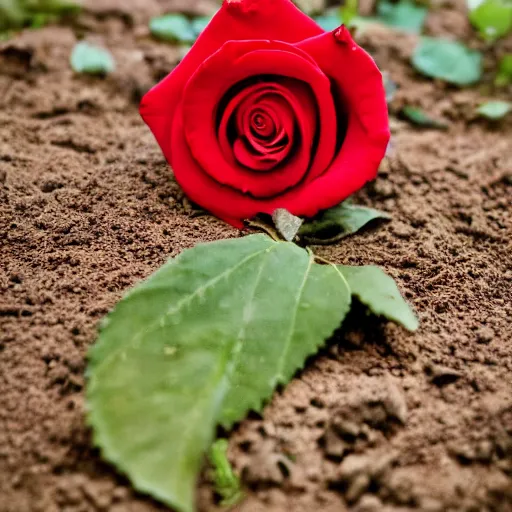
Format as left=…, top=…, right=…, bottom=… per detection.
left=209, top=439, right=244, bottom=508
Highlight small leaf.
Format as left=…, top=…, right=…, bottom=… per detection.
left=208, top=439, right=244, bottom=507
left=191, top=15, right=214, bottom=36
left=70, top=41, right=115, bottom=75
left=314, top=11, right=371, bottom=32
left=314, top=14, right=341, bottom=31
left=400, top=106, right=448, bottom=129
left=149, top=14, right=197, bottom=43
left=299, top=203, right=391, bottom=244
left=495, top=53, right=512, bottom=86
left=272, top=208, right=303, bottom=242
left=477, top=101, right=511, bottom=119
left=412, top=37, right=482, bottom=86
left=87, top=234, right=351, bottom=512
left=468, top=0, right=512, bottom=42
left=376, top=0, right=428, bottom=33
left=338, top=265, right=419, bottom=331
left=341, top=0, right=359, bottom=27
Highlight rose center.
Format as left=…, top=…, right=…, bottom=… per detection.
left=231, top=91, right=295, bottom=171
left=249, top=110, right=275, bottom=139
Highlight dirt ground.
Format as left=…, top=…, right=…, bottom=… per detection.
left=1, top=0, right=512, bottom=511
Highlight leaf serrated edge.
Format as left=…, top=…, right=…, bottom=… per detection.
left=219, top=256, right=352, bottom=429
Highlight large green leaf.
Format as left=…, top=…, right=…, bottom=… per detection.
left=412, top=37, right=483, bottom=86
left=468, top=0, right=512, bottom=41
left=299, top=203, right=391, bottom=244
left=338, top=265, right=419, bottom=331
left=87, top=234, right=351, bottom=512
left=376, top=0, right=428, bottom=33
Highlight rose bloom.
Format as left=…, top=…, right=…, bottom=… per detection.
left=140, top=0, right=390, bottom=228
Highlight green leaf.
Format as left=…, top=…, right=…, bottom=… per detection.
left=272, top=208, right=303, bottom=242
left=208, top=439, right=244, bottom=507
left=341, top=0, right=359, bottom=27
left=191, top=15, right=213, bottom=36
left=87, top=234, right=351, bottom=512
left=0, top=0, right=25, bottom=30
left=299, top=203, right=391, bottom=244
left=477, top=100, right=512, bottom=119
left=338, top=265, right=419, bottom=331
left=70, top=41, right=115, bottom=75
left=468, top=0, right=512, bottom=42
left=314, top=14, right=341, bottom=31
left=400, top=106, right=448, bottom=129
left=495, top=53, right=512, bottom=86
left=376, top=0, right=428, bottom=33
left=0, top=0, right=79, bottom=31
left=314, top=11, right=371, bottom=32
left=412, top=37, right=483, bottom=86
left=28, top=0, right=80, bottom=15
left=149, top=14, right=197, bottom=43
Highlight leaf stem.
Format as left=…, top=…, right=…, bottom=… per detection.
left=313, top=255, right=333, bottom=266
left=245, top=219, right=282, bottom=242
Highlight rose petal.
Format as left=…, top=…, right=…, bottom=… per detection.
left=284, top=28, right=390, bottom=215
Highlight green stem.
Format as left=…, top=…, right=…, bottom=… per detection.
left=245, top=219, right=282, bottom=242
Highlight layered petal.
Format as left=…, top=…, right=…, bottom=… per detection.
left=180, top=40, right=336, bottom=198
left=287, top=27, right=390, bottom=215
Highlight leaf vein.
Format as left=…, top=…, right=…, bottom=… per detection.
left=93, top=244, right=275, bottom=373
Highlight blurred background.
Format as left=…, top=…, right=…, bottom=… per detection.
left=1, top=1, right=511, bottom=512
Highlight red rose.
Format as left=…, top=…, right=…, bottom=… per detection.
left=140, top=0, right=390, bottom=228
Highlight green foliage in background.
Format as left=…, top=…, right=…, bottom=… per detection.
left=477, top=100, right=511, bottom=119
left=149, top=13, right=214, bottom=43
left=468, top=0, right=512, bottom=41
left=376, top=0, right=427, bottom=33
left=412, top=37, right=483, bottom=85
left=495, top=53, right=512, bottom=86
left=70, top=41, right=115, bottom=75
left=400, top=106, right=448, bottom=129
left=0, top=0, right=80, bottom=32
left=341, top=0, right=358, bottom=26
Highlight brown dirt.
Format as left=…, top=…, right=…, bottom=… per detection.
left=1, top=1, right=511, bottom=511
